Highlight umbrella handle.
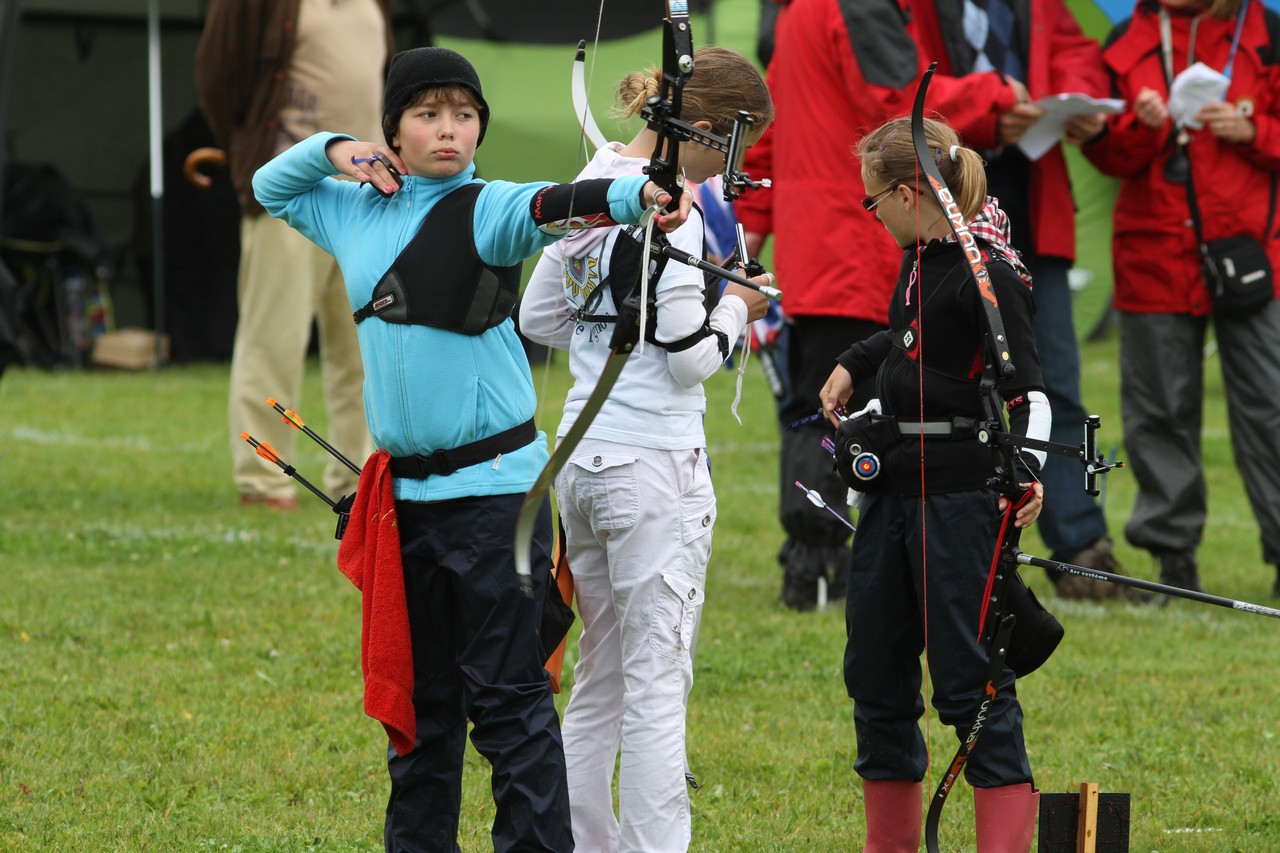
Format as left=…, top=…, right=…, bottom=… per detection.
left=183, top=147, right=227, bottom=190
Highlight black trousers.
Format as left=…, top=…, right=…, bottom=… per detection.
left=384, top=494, right=572, bottom=853
left=844, top=490, right=1034, bottom=789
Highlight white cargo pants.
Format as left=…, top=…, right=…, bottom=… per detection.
left=555, top=439, right=716, bottom=853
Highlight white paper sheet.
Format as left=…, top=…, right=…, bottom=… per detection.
left=1017, top=93, right=1126, bottom=161
left=1168, top=62, right=1230, bottom=129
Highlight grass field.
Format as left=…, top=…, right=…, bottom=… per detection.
left=2, top=321, right=1279, bottom=852
left=4, top=2, right=1279, bottom=851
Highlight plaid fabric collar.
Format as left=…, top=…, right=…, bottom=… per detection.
left=947, top=197, right=1033, bottom=288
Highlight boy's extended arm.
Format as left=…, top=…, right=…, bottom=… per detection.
left=473, top=175, right=657, bottom=268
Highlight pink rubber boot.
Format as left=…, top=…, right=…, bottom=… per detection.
left=862, top=779, right=922, bottom=852
left=973, top=783, right=1040, bottom=853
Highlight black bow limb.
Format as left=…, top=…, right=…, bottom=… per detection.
left=906, top=64, right=1035, bottom=853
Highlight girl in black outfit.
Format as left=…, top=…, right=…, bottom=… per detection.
left=819, top=116, right=1049, bottom=853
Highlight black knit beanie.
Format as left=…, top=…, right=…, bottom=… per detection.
left=382, top=47, right=490, bottom=147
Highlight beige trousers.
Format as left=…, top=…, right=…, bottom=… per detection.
left=228, top=213, right=371, bottom=501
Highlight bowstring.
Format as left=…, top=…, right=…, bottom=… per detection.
left=533, top=0, right=608, bottom=447
left=913, top=147, right=933, bottom=801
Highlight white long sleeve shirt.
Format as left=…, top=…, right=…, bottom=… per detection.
left=519, top=143, right=750, bottom=450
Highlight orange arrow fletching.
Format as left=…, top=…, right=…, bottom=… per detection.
left=267, top=396, right=306, bottom=429
left=255, top=442, right=282, bottom=464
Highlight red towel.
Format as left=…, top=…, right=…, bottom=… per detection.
left=336, top=450, right=416, bottom=756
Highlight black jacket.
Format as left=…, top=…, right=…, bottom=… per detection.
left=837, top=239, right=1045, bottom=495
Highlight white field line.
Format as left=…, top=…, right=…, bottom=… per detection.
left=707, top=441, right=778, bottom=455
left=12, top=517, right=339, bottom=559
left=7, top=425, right=215, bottom=456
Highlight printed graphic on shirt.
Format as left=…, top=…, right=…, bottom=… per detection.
left=564, top=254, right=611, bottom=343
left=894, top=321, right=920, bottom=360
left=565, top=254, right=600, bottom=304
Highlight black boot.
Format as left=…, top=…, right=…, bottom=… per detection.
left=1053, top=536, right=1120, bottom=600
left=778, top=539, right=850, bottom=610
left=777, top=426, right=853, bottom=612
left=778, top=538, right=820, bottom=611
left=1158, top=551, right=1203, bottom=594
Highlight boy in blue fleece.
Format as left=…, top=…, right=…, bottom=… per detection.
left=254, top=46, right=688, bottom=852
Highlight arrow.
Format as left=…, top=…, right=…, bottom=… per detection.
left=794, top=481, right=856, bottom=532
left=266, top=397, right=362, bottom=475
left=240, top=431, right=337, bottom=508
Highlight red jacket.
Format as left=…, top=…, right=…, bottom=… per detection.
left=737, top=0, right=1104, bottom=321
left=1082, top=0, right=1280, bottom=315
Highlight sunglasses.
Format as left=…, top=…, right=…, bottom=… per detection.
left=861, top=184, right=902, bottom=212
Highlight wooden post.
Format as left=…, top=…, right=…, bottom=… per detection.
left=1039, top=785, right=1129, bottom=850
left=1076, top=781, right=1099, bottom=853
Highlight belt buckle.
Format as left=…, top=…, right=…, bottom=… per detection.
left=425, top=448, right=455, bottom=477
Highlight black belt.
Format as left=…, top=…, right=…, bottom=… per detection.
left=389, top=418, right=536, bottom=479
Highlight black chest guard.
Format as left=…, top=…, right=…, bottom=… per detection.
left=353, top=183, right=522, bottom=335
left=574, top=214, right=726, bottom=356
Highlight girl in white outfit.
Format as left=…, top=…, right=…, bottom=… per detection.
left=518, top=47, right=774, bottom=853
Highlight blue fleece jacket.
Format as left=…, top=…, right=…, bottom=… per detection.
left=253, top=132, right=650, bottom=500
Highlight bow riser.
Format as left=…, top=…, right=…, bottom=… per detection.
left=644, top=5, right=695, bottom=204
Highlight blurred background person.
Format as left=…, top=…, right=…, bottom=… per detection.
left=1079, top=0, right=1280, bottom=596
left=196, top=0, right=388, bottom=509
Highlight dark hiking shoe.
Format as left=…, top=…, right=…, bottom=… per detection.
left=1157, top=551, right=1203, bottom=596
left=780, top=573, right=818, bottom=611
left=1052, top=537, right=1151, bottom=602
left=828, top=552, right=850, bottom=601
left=1052, top=537, right=1119, bottom=600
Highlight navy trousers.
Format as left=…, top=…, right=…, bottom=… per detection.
left=384, top=494, right=572, bottom=853
left=1027, top=255, right=1108, bottom=561
left=845, top=490, right=1034, bottom=788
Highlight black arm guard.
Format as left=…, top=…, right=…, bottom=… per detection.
left=531, top=179, right=619, bottom=234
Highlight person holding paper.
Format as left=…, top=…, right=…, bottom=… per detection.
left=1077, top=0, right=1280, bottom=598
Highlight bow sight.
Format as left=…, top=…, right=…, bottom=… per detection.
left=977, top=413, right=1123, bottom=497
